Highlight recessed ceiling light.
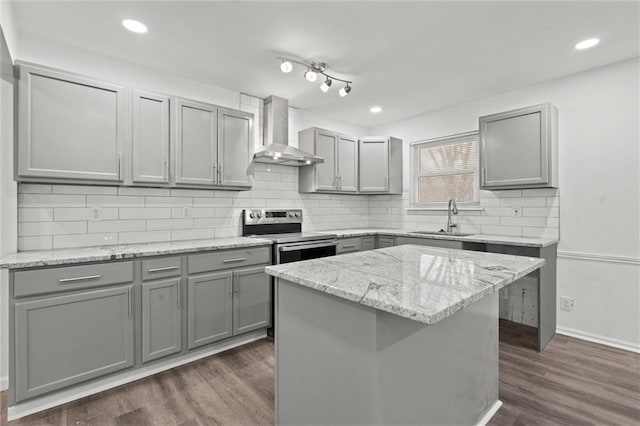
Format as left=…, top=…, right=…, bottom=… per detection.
left=122, top=19, right=148, bottom=34
left=575, top=38, right=600, bottom=50
left=370, top=106, right=382, bottom=113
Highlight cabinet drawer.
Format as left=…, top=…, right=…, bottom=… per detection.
left=336, top=237, right=362, bottom=254
left=377, top=236, right=396, bottom=248
left=14, top=261, right=134, bottom=298
left=142, top=257, right=182, bottom=281
left=188, top=246, right=271, bottom=274
left=362, top=237, right=376, bottom=251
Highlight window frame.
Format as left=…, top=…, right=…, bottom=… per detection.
left=410, top=131, right=480, bottom=208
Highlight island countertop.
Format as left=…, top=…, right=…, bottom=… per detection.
left=266, top=244, right=545, bottom=325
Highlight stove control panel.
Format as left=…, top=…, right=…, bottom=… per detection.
left=243, top=209, right=303, bottom=225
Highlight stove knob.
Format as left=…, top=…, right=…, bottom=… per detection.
left=295, top=212, right=301, bottom=217
left=249, top=212, right=255, bottom=219
left=257, top=212, right=262, bottom=218
left=288, top=212, right=294, bottom=217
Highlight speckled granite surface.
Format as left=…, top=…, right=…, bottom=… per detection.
left=320, top=228, right=558, bottom=248
left=0, top=237, right=273, bottom=269
left=266, top=244, right=545, bottom=325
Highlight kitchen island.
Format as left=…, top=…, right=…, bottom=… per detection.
left=266, top=245, right=545, bottom=426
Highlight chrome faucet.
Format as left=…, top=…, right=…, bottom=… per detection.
left=446, top=199, right=458, bottom=233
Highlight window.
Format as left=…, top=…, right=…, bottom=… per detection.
left=410, top=132, right=479, bottom=207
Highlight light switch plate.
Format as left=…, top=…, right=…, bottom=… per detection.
left=182, top=206, right=192, bottom=218
left=560, top=296, right=574, bottom=312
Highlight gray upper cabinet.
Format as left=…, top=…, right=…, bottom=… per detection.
left=358, top=136, right=403, bottom=194
left=298, top=128, right=358, bottom=193
left=14, top=285, right=134, bottom=402
left=17, top=63, right=125, bottom=183
left=130, top=90, right=170, bottom=185
left=337, top=135, right=358, bottom=191
left=480, top=103, right=558, bottom=189
left=218, top=108, right=253, bottom=188
left=142, top=278, right=182, bottom=363
left=187, top=271, right=233, bottom=349
left=174, top=98, right=218, bottom=186
left=233, top=267, right=272, bottom=335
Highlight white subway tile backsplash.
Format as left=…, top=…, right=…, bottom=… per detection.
left=19, top=184, right=53, bottom=194
left=18, top=236, right=53, bottom=251
left=18, top=208, right=53, bottom=222
left=87, top=195, right=144, bottom=208
left=147, top=218, right=193, bottom=231
left=88, top=220, right=146, bottom=233
left=171, top=228, right=215, bottom=241
left=19, top=221, right=87, bottom=237
left=53, top=233, right=117, bottom=249
left=145, top=196, right=193, bottom=208
left=500, top=216, right=546, bottom=227
left=118, top=230, right=171, bottom=244
left=20, top=193, right=86, bottom=208
left=523, top=206, right=559, bottom=217
left=53, top=185, right=117, bottom=195
left=118, top=187, right=172, bottom=197
left=119, top=207, right=172, bottom=220
left=53, top=208, right=92, bottom=221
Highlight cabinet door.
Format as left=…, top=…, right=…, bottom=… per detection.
left=187, top=271, right=233, bottom=349
left=337, top=135, right=358, bottom=191
left=142, top=278, right=182, bottom=363
left=480, top=105, right=549, bottom=188
left=131, top=90, right=170, bottom=185
left=14, top=285, right=134, bottom=402
left=377, top=236, right=396, bottom=248
left=362, top=237, right=376, bottom=251
left=17, top=65, right=125, bottom=182
left=218, top=109, right=252, bottom=187
left=174, top=98, right=217, bottom=186
left=314, top=130, right=338, bottom=190
left=359, top=138, right=389, bottom=192
left=233, top=267, right=272, bottom=335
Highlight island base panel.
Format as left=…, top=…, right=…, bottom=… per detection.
left=275, top=279, right=500, bottom=426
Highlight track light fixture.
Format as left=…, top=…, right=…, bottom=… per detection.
left=280, top=60, right=293, bottom=73
left=320, top=78, right=332, bottom=93
left=339, top=84, right=351, bottom=97
left=277, top=56, right=353, bottom=97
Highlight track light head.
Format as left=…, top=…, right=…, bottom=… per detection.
left=339, top=84, right=351, bottom=97
left=304, top=69, right=318, bottom=82
left=320, top=78, right=332, bottom=93
left=280, top=60, right=293, bottom=73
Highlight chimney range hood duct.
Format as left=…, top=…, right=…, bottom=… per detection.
left=253, top=96, right=324, bottom=166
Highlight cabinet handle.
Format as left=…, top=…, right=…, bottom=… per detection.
left=117, top=155, right=123, bottom=180
left=482, top=167, right=486, bottom=184
left=385, top=176, right=388, bottom=190
left=127, top=286, right=132, bottom=318
left=218, top=164, right=223, bottom=183
left=342, top=244, right=356, bottom=248
left=147, top=266, right=179, bottom=273
left=176, top=283, right=181, bottom=308
left=212, top=164, right=217, bottom=181
left=59, top=274, right=101, bottom=283
left=223, top=258, right=247, bottom=263
left=164, top=159, right=169, bottom=180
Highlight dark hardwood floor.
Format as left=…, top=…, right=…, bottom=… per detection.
left=3, top=321, right=639, bottom=426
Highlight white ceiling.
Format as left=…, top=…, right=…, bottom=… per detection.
left=10, top=1, right=640, bottom=127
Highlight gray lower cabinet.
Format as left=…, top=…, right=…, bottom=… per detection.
left=17, top=63, right=125, bottom=183
left=376, top=236, right=396, bottom=248
left=14, top=285, right=134, bottom=402
left=396, top=236, right=464, bottom=249
left=337, top=237, right=363, bottom=254
left=362, top=237, right=376, bottom=251
left=141, top=278, right=182, bottom=363
left=233, top=267, right=272, bottom=335
left=187, top=271, right=233, bottom=349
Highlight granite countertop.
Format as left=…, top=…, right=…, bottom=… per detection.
left=266, top=244, right=545, bottom=325
left=320, top=228, right=558, bottom=248
left=0, top=237, right=273, bottom=269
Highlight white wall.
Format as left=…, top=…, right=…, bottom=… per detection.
left=371, top=59, right=640, bottom=351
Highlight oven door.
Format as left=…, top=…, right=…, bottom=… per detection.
left=276, top=240, right=338, bottom=264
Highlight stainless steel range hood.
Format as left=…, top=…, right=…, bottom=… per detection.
left=253, top=96, right=324, bottom=166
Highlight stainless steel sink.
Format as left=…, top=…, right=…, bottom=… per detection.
left=411, top=231, right=475, bottom=237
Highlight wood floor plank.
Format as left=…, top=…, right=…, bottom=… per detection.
left=3, top=326, right=639, bottom=426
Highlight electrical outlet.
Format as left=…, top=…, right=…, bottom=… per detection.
left=182, top=206, right=192, bottom=218
left=89, top=206, right=102, bottom=222
left=560, top=296, right=575, bottom=312
left=512, top=206, right=521, bottom=217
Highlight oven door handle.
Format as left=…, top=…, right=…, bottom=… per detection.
left=278, top=240, right=338, bottom=252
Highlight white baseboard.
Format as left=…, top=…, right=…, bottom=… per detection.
left=556, top=327, right=640, bottom=354
left=476, top=400, right=503, bottom=426
left=8, top=330, right=267, bottom=421
left=0, top=375, right=7, bottom=391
